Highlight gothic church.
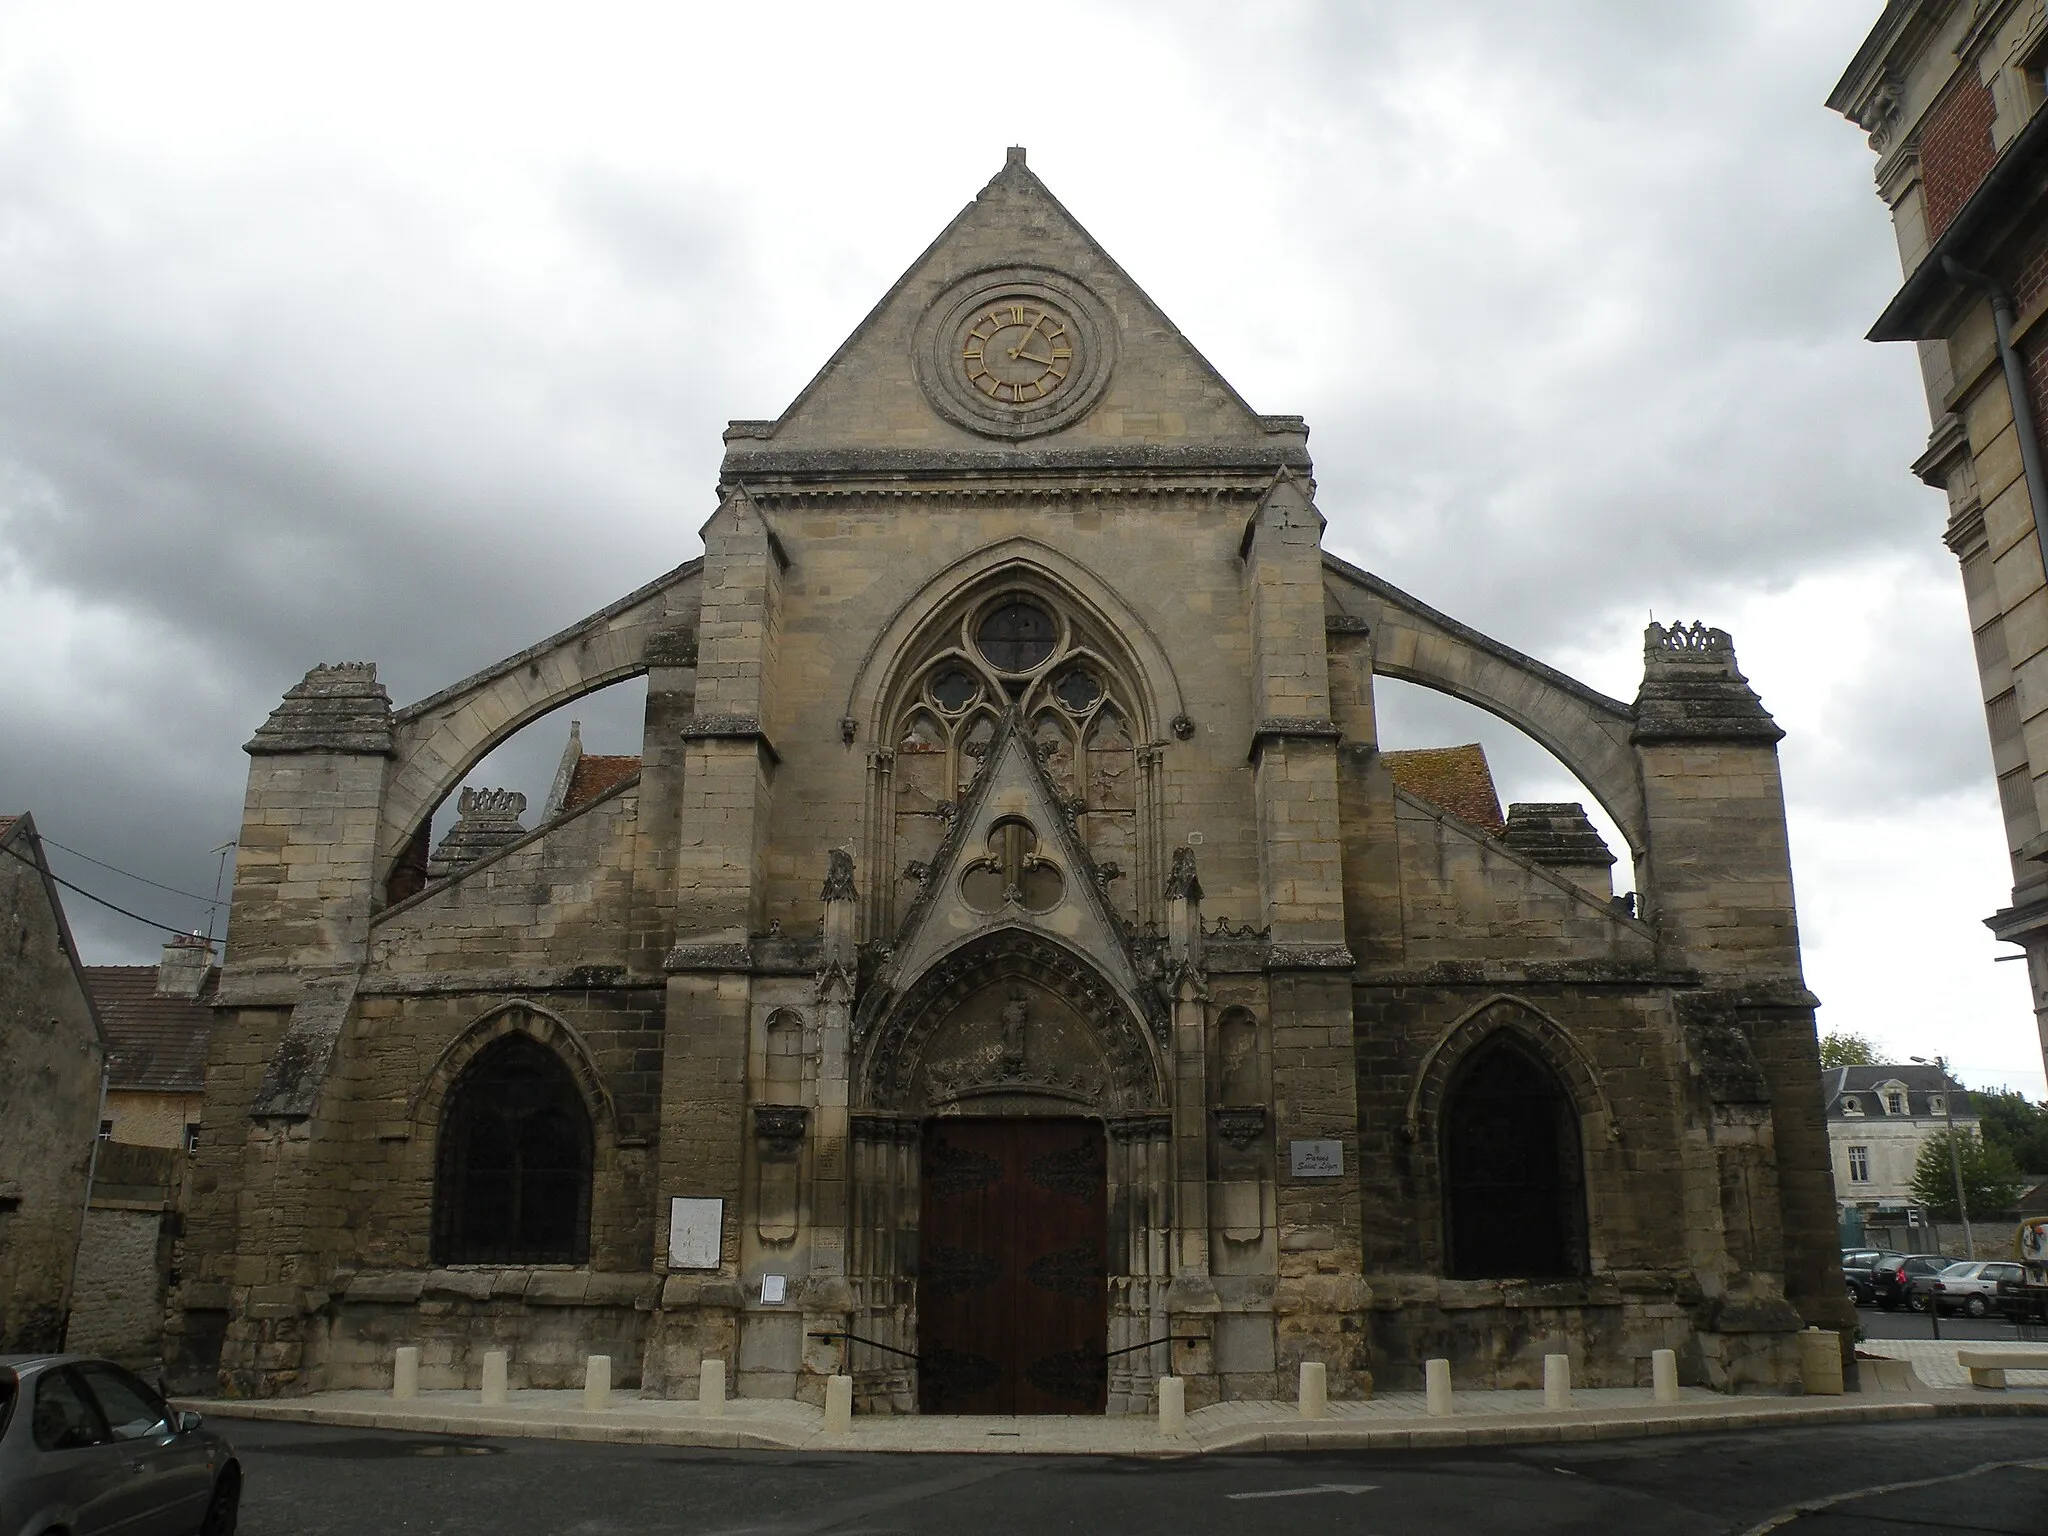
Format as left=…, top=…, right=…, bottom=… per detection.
left=172, top=150, right=1847, bottom=1410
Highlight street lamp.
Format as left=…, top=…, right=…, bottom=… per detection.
left=1910, top=1055, right=1974, bottom=1261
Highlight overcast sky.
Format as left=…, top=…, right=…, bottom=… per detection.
left=7, top=2, right=2037, bottom=1094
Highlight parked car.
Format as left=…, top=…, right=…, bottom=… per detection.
left=0, top=1354, right=239, bottom=1536
left=1873, top=1253, right=1954, bottom=1311
left=1842, top=1248, right=1908, bottom=1306
left=1925, top=1260, right=2031, bottom=1318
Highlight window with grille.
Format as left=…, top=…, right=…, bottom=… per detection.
left=431, top=1033, right=592, bottom=1265
left=1442, top=1037, right=1585, bottom=1280
left=1848, top=1145, right=1870, bottom=1182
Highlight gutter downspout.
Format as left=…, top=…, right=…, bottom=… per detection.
left=1943, top=257, right=2048, bottom=564
left=62, top=1064, right=110, bottom=1350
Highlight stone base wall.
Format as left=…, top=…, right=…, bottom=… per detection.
left=1358, top=1274, right=1800, bottom=1394
left=301, top=1269, right=660, bottom=1391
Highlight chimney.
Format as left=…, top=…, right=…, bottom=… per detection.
left=156, top=933, right=215, bottom=998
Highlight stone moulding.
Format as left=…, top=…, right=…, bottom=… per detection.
left=676, top=714, right=779, bottom=763
left=663, top=942, right=754, bottom=973
left=752, top=1104, right=810, bottom=1153
left=1247, top=717, right=1342, bottom=761
left=1264, top=943, right=1355, bottom=971
left=1212, top=1105, right=1267, bottom=1149
left=718, top=444, right=1314, bottom=481
left=1402, top=994, right=1618, bottom=1145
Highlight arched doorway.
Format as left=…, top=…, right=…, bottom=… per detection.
left=917, top=1115, right=1107, bottom=1414
left=850, top=931, right=1168, bottom=1415
left=1441, top=1034, right=1585, bottom=1280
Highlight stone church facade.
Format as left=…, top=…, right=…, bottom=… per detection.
left=170, top=150, right=1847, bottom=1410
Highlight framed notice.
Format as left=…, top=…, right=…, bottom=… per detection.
left=1289, top=1140, right=1344, bottom=1178
left=667, top=1197, right=723, bottom=1270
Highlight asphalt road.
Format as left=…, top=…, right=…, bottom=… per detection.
left=217, top=1416, right=2048, bottom=1536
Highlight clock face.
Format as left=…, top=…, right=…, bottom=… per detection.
left=915, top=267, right=1114, bottom=438
left=961, top=301, right=1075, bottom=405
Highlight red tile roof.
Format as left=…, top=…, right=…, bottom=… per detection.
left=83, top=966, right=216, bottom=1093
left=563, top=754, right=640, bottom=811
left=1383, top=744, right=1505, bottom=833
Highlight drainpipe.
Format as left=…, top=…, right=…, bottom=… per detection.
left=1943, top=257, right=2048, bottom=565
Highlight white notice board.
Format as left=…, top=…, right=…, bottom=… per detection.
left=668, top=1197, right=723, bottom=1269
left=1289, top=1140, right=1344, bottom=1178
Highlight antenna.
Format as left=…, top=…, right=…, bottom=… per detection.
left=204, top=841, right=236, bottom=950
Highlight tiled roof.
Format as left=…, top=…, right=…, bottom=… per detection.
left=1822, top=1063, right=1975, bottom=1120
left=1383, top=744, right=1505, bottom=833
left=0, top=816, right=18, bottom=840
left=563, top=754, right=640, bottom=811
left=83, top=966, right=216, bottom=1093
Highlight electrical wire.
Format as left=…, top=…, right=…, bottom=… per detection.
left=0, top=839, right=206, bottom=940
left=37, top=835, right=220, bottom=903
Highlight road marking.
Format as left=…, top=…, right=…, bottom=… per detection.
left=1227, top=1483, right=1378, bottom=1500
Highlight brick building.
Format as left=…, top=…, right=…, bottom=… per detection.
left=171, top=151, right=1846, bottom=1409
left=1831, top=3, right=2048, bottom=1082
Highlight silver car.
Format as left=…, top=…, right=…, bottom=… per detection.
left=0, top=1355, right=239, bottom=1535
left=1924, top=1259, right=2031, bottom=1317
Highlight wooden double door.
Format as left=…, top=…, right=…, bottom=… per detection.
left=916, top=1117, right=1108, bottom=1414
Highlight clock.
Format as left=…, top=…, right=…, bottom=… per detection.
left=961, top=301, right=1075, bottom=405
left=915, top=267, right=1115, bottom=439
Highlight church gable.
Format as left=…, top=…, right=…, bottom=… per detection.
left=728, top=150, right=1291, bottom=463
left=871, top=709, right=1149, bottom=1012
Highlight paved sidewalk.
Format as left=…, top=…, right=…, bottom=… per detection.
left=1858, top=1337, right=2048, bottom=1391
left=179, top=1373, right=2048, bottom=1457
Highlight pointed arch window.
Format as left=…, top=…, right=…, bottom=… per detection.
left=885, top=585, right=1146, bottom=926
left=1442, top=1036, right=1585, bottom=1280
left=432, top=1033, right=593, bottom=1265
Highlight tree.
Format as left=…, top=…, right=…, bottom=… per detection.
left=1976, top=1088, right=2048, bottom=1174
left=1819, top=1032, right=1877, bottom=1068
left=1910, top=1130, right=2023, bottom=1220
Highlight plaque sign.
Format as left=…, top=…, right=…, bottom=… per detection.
left=667, top=1196, right=724, bottom=1270
left=1289, top=1139, right=1344, bottom=1178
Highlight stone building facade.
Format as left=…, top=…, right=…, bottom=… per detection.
left=171, top=151, right=1847, bottom=1409
left=1832, top=3, right=2048, bottom=1082
left=1825, top=1062, right=1981, bottom=1217
left=0, top=813, right=106, bottom=1352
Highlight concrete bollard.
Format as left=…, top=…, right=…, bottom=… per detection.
left=583, top=1355, right=611, bottom=1411
left=392, top=1346, right=420, bottom=1402
left=1298, top=1360, right=1328, bottom=1419
left=1425, top=1358, right=1453, bottom=1417
left=1543, top=1353, right=1571, bottom=1411
left=1163, top=1376, right=1196, bottom=1441
left=1157, top=1375, right=1185, bottom=1435
left=700, top=1358, right=726, bottom=1416
left=480, top=1349, right=508, bottom=1406
left=1652, top=1348, right=1680, bottom=1405
left=824, top=1374, right=854, bottom=1434
left=1798, top=1328, right=1844, bottom=1397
